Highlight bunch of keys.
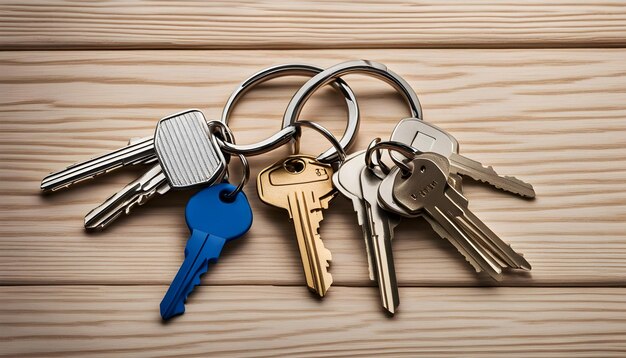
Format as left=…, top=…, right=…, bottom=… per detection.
left=38, top=59, right=538, bottom=319
left=285, top=61, right=535, bottom=314
left=376, top=119, right=533, bottom=279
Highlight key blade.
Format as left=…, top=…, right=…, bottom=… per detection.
left=447, top=188, right=532, bottom=271
left=83, top=164, right=168, bottom=230
left=333, top=151, right=376, bottom=280
left=161, top=231, right=226, bottom=320
left=449, top=152, right=535, bottom=198
left=288, top=191, right=333, bottom=296
left=365, top=204, right=400, bottom=314
left=361, top=168, right=400, bottom=314
left=334, top=173, right=374, bottom=281
left=41, top=136, right=155, bottom=192
left=424, top=215, right=503, bottom=281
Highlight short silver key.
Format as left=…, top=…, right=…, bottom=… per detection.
left=389, top=119, right=528, bottom=269
left=84, top=164, right=169, bottom=230
left=391, top=118, right=535, bottom=198
left=84, top=110, right=226, bottom=230
left=360, top=165, right=400, bottom=314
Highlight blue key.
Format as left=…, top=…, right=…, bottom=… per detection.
left=160, top=183, right=252, bottom=320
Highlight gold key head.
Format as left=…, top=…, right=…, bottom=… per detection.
left=257, top=155, right=336, bottom=210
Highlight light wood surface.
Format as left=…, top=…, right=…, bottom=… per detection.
left=1, top=50, right=625, bottom=287
left=2, top=1, right=626, bottom=50
left=2, top=286, right=625, bottom=357
left=1, top=2, right=626, bottom=357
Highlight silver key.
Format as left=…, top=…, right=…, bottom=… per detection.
left=389, top=119, right=529, bottom=269
left=334, top=151, right=400, bottom=314
left=393, top=153, right=530, bottom=280
left=360, top=165, right=400, bottom=315
left=391, top=118, right=535, bottom=198
left=82, top=110, right=226, bottom=230
left=378, top=165, right=503, bottom=280
left=40, top=109, right=223, bottom=192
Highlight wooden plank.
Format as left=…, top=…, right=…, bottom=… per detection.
left=2, top=1, right=626, bottom=50
left=1, top=285, right=625, bottom=357
left=1, top=49, right=626, bottom=286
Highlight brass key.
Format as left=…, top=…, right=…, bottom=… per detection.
left=257, top=154, right=336, bottom=296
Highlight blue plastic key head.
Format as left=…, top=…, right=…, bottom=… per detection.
left=160, top=183, right=252, bottom=320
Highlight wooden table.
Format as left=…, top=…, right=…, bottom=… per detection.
left=1, top=2, right=625, bottom=357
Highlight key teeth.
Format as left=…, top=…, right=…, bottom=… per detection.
left=314, top=231, right=333, bottom=295
left=473, top=174, right=536, bottom=198
left=41, top=163, right=120, bottom=192
left=429, top=221, right=503, bottom=281
left=161, top=259, right=211, bottom=320
left=507, top=243, right=532, bottom=270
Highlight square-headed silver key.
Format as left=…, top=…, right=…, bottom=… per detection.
left=154, top=110, right=226, bottom=189
left=391, top=118, right=534, bottom=198
left=391, top=118, right=458, bottom=156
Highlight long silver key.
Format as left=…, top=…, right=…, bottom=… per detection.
left=334, top=151, right=401, bottom=314
left=389, top=119, right=529, bottom=269
left=391, top=118, right=535, bottom=198
left=40, top=107, right=219, bottom=192
left=360, top=165, right=400, bottom=314
left=84, top=110, right=226, bottom=230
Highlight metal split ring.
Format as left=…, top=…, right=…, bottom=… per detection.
left=207, top=121, right=250, bottom=200
left=365, top=139, right=421, bottom=176
left=292, top=121, right=347, bottom=165
left=217, top=64, right=359, bottom=158
left=283, top=60, right=423, bottom=164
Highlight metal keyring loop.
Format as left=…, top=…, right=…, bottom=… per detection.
left=365, top=139, right=420, bottom=175
left=222, top=153, right=250, bottom=201
left=292, top=121, right=347, bottom=165
left=206, top=121, right=250, bottom=200
left=218, top=64, right=360, bottom=157
left=283, top=60, right=422, bottom=163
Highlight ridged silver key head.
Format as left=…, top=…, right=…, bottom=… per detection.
left=154, top=110, right=226, bottom=189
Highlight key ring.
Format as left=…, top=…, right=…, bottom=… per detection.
left=365, top=139, right=419, bottom=176
left=292, top=120, right=347, bottom=164
left=217, top=64, right=359, bottom=157
left=283, top=60, right=423, bottom=163
left=207, top=121, right=250, bottom=200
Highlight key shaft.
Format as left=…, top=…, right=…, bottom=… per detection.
left=449, top=152, right=535, bottom=198
left=287, top=190, right=333, bottom=296
left=333, top=151, right=375, bottom=280
left=257, top=155, right=336, bottom=297
left=361, top=167, right=400, bottom=314
left=84, top=164, right=169, bottom=230
left=41, top=136, right=155, bottom=192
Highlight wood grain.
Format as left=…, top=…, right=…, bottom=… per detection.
left=1, top=49, right=625, bottom=286
left=2, top=1, right=626, bottom=50
left=1, top=285, right=625, bottom=357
